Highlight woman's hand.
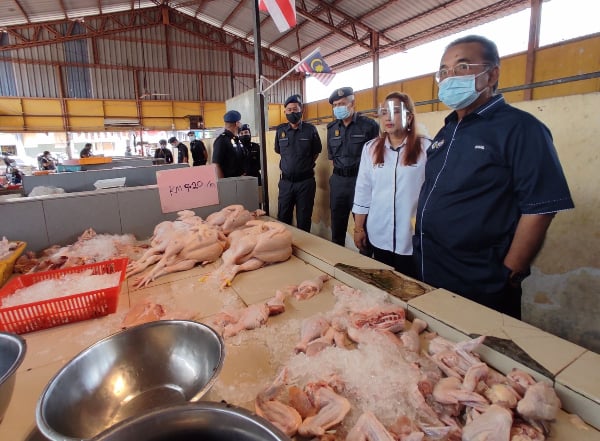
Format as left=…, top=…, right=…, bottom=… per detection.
left=353, top=229, right=368, bottom=251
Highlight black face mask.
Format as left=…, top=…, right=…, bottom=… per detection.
left=240, top=135, right=251, bottom=144
left=286, top=112, right=302, bottom=124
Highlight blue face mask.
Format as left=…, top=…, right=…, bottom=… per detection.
left=438, top=71, right=488, bottom=110
left=333, top=105, right=351, bottom=120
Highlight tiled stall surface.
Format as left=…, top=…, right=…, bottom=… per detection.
left=1, top=223, right=599, bottom=440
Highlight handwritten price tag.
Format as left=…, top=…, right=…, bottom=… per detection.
left=156, top=165, right=219, bottom=213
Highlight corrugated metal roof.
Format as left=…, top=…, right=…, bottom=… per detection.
left=0, top=0, right=531, bottom=101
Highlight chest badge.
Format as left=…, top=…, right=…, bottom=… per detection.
left=280, top=131, right=286, bottom=139
left=335, top=129, right=340, bottom=137
left=430, top=139, right=445, bottom=150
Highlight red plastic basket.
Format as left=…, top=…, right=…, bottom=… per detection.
left=0, top=258, right=128, bottom=334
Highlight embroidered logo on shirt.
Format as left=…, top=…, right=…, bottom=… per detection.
left=430, top=139, right=444, bottom=150
left=474, top=145, right=485, bottom=150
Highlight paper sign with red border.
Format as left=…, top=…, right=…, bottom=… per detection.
left=156, top=165, right=219, bottom=213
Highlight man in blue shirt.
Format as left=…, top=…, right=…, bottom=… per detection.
left=414, top=35, right=574, bottom=319
left=275, top=94, right=322, bottom=232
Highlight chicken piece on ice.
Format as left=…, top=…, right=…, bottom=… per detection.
left=291, top=274, right=331, bottom=300
left=462, top=404, right=513, bottom=441
left=400, top=318, right=428, bottom=352
left=350, top=304, right=406, bottom=333
left=121, top=301, right=166, bottom=328
left=297, top=383, right=351, bottom=437
left=510, top=421, right=545, bottom=440
left=288, top=385, right=317, bottom=419
left=485, top=383, right=520, bottom=409
left=255, top=369, right=302, bottom=437
left=223, top=303, right=270, bottom=337
left=346, top=411, right=396, bottom=441
left=432, top=377, right=489, bottom=410
left=295, top=315, right=331, bottom=353
left=507, top=369, right=537, bottom=396
left=516, top=381, right=561, bottom=421
left=462, top=362, right=489, bottom=392
left=266, top=290, right=287, bottom=315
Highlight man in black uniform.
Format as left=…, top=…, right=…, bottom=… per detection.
left=275, top=94, right=322, bottom=232
left=187, top=130, right=208, bottom=166
left=327, top=87, right=379, bottom=248
left=239, top=123, right=261, bottom=185
left=168, top=136, right=189, bottom=165
left=212, top=110, right=245, bottom=179
left=154, top=139, right=174, bottom=164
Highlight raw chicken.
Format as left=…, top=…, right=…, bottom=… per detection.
left=291, top=274, right=331, bottom=300
left=121, top=301, right=165, bottom=328
left=350, top=304, right=406, bottom=333
left=516, top=381, right=561, bottom=421
left=223, top=303, right=270, bottom=337
left=401, top=318, right=428, bottom=352
left=346, top=411, right=396, bottom=441
left=255, top=369, right=302, bottom=437
left=211, top=220, right=293, bottom=288
left=462, top=404, right=513, bottom=441
left=432, top=377, right=489, bottom=410
left=297, top=383, right=351, bottom=437
left=507, top=369, right=537, bottom=396
left=206, top=204, right=265, bottom=234
left=295, top=315, right=331, bottom=353
left=484, top=384, right=520, bottom=409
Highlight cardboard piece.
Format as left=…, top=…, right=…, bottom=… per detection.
left=156, top=165, right=219, bottom=213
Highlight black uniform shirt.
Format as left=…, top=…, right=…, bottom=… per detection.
left=274, top=121, right=322, bottom=178
left=327, top=112, right=379, bottom=170
left=212, top=129, right=246, bottom=178
left=190, top=140, right=207, bottom=166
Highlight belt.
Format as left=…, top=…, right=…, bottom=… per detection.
left=333, top=166, right=359, bottom=177
left=281, top=171, right=314, bottom=182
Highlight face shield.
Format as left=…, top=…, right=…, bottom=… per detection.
left=378, top=100, right=408, bottom=129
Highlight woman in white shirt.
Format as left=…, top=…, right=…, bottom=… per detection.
left=352, top=92, right=430, bottom=277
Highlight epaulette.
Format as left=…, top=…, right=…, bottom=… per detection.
left=327, top=120, right=339, bottom=129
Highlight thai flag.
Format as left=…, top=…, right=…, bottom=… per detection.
left=295, top=49, right=336, bottom=86
left=259, top=0, right=297, bottom=33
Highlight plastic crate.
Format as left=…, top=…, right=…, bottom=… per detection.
left=0, top=241, right=27, bottom=288
left=0, top=258, right=127, bottom=334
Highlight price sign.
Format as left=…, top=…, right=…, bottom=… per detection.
left=156, top=165, right=219, bottom=213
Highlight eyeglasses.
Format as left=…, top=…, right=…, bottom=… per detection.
left=435, top=63, right=490, bottom=82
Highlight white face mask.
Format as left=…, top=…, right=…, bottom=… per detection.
left=188, top=136, right=195, bottom=141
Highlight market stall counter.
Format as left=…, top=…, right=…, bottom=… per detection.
left=0, top=226, right=598, bottom=440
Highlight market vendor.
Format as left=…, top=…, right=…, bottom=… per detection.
left=80, top=143, right=93, bottom=158
left=40, top=151, right=56, bottom=170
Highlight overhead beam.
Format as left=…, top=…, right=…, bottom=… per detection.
left=11, top=0, right=31, bottom=24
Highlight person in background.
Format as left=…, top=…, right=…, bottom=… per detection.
left=40, top=151, right=56, bottom=171
left=124, top=146, right=133, bottom=157
left=239, top=123, right=262, bottom=185
left=154, top=139, right=174, bottom=164
left=275, top=94, right=322, bottom=232
left=353, top=92, right=429, bottom=278
left=169, top=136, right=189, bottom=165
left=327, top=87, right=379, bottom=250
left=188, top=130, right=208, bottom=166
left=414, top=35, right=574, bottom=319
left=212, top=110, right=245, bottom=179
left=80, top=143, right=93, bottom=158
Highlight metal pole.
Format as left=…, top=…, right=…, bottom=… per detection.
left=253, top=0, right=269, bottom=214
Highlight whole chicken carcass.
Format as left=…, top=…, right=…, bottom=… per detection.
left=346, top=411, right=396, bottom=441
left=516, top=381, right=561, bottom=421
left=212, top=220, right=292, bottom=288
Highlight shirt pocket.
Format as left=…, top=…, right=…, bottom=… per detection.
left=277, top=137, right=290, bottom=154
left=349, top=134, right=367, bottom=157
left=329, top=137, right=342, bottom=156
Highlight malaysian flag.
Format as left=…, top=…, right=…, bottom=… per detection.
left=295, top=49, right=336, bottom=86
left=259, top=0, right=296, bottom=33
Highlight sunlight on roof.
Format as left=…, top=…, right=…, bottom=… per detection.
left=305, top=0, right=598, bottom=103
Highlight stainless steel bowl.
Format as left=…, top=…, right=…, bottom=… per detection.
left=0, top=331, right=27, bottom=424
left=92, top=402, right=291, bottom=441
left=36, top=320, right=225, bottom=441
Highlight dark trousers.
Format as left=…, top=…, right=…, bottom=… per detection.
left=329, top=174, right=357, bottom=246
left=277, top=177, right=316, bottom=232
left=470, top=283, right=522, bottom=320
left=372, top=246, right=417, bottom=279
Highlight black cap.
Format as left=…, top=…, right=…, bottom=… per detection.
left=284, top=94, right=302, bottom=107
left=187, top=131, right=195, bottom=136
left=329, top=87, right=354, bottom=104
left=168, top=136, right=177, bottom=144
left=159, top=139, right=167, bottom=145
left=224, top=110, right=241, bottom=123
left=240, top=123, right=251, bottom=134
